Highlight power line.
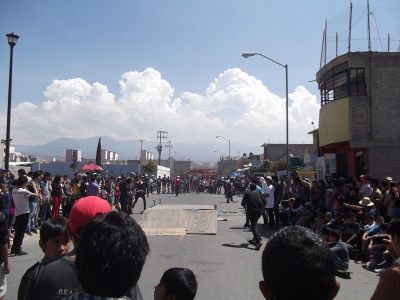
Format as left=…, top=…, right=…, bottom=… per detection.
left=337, top=7, right=368, bottom=37
left=371, top=11, right=386, bottom=51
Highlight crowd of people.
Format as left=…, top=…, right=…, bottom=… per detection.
left=0, top=167, right=399, bottom=299
left=239, top=172, right=400, bottom=299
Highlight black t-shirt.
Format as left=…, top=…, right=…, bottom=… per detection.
left=241, top=190, right=265, bottom=214
left=20, top=254, right=143, bottom=300
left=30, top=255, right=81, bottom=299
left=341, top=222, right=361, bottom=242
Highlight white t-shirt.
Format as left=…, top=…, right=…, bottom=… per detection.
left=12, top=188, right=35, bottom=216
left=265, top=185, right=275, bottom=208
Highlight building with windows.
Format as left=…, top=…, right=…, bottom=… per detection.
left=101, top=149, right=119, bottom=163
left=261, top=143, right=313, bottom=162
left=65, top=149, right=82, bottom=163
left=316, top=52, right=400, bottom=180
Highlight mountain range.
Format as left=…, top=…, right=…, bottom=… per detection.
left=15, top=136, right=263, bottom=163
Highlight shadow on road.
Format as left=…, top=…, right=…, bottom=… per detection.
left=221, top=242, right=261, bottom=251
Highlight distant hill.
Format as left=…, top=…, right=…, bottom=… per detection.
left=15, top=136, right=262, bottom=163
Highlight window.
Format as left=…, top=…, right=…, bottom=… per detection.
left=349, top=68, right=366, bottom=96
left=319, top=62, right=366, bottom=105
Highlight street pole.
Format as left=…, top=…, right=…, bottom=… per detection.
left=285, top=64, right=289, bottom=177
left=156, top=131, right=168, bottom=165
left=5, top=33, right=19, bottom=171
left=242, top=51, right=289, bottom=176
left=216, top=135, right=230, bottom=159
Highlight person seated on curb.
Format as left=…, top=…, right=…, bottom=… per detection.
left=18, top=217, right=71, bottom=300
left=64, top=211, right=149, bottom=300
left=259, top=225, right=340, bottom=300
left=321, top=226, right=349, bottom=272
left=371, top=218, right=400, bottom=300
left=154, top=268, right=198, bottom=300
left=363, top=223, right=390, bottom=272
left=361, top=214, right=385, bottom=261
left=26, top=196, right=112, bottom=299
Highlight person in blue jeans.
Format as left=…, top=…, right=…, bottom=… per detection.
left=26, top=171, right=41, bottom=235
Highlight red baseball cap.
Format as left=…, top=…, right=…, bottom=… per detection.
left=67, top=196, right=111, bottom=236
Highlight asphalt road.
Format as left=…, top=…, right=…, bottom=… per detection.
left=7, top=192, right=379, bottom=300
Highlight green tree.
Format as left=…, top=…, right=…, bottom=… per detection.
left=143, top=160, right=157, bottom=175
left=96, top=137, right=102, bottom=166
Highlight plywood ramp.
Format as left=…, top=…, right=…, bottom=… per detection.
left=146, top=204, right=216, bottom=211
left=139, top=204, right=217, bottom=235
left=142, top=228, right=186, bottom=236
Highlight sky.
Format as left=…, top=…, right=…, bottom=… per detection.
left=0, top=0, right=399, bottom=159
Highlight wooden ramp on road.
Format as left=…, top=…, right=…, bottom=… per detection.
left=139, top=204, right=217, bottom=236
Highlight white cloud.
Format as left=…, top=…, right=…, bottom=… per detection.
left=1, top=67, right=320, bottom=149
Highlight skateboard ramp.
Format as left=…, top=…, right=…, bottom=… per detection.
left=139, top=204, right=217, bottom=236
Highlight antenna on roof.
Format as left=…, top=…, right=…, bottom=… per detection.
left=348, top=1, right=353, bottom=52
left=324, top=20, right=327, bottom=65
left=367, top=0, right=371, bottom=51
left=320, top=20, right=327, bottom=68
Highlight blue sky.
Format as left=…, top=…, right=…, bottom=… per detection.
left=0, top=0, right=399, bottom=158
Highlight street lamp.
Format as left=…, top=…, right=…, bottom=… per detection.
left=215, top=135, right=230, bottom=158
left=4, top=32, right=19, bottom=171
left=242, top=51, right=290, bottom=176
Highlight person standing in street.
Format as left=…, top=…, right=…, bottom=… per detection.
left=51, top=175, right=64, bottom=219
left=10, top=176, right=39, bottom=256
left=264, top=176, right=276, bottom=228
left=86, top=176, right=100, bottom=197
left=133, top=176, right=146, bottom=213
left=241, top=182, right=266, bottom=248
left=119, top=177, right=129, bottom=214
left=39, top=172, right=52, bottom=225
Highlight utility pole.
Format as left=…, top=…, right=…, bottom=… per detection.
left=165, top=140, right=173, bottom=175
left=367, top=0, right=371, bottom=51
left=138, top=139, right=143, bottom=175
left=156, top=131, right=168, bottom=165
left=165, top=140, right=173, bottom=159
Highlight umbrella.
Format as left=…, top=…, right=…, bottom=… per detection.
left=80, top=163, right=103, bottom=172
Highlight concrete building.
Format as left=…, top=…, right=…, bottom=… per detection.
left=65, top=149, right=82, bottom=163
left=101, top=149, right=119, bottom=163
left=316, top=52, right=400, bottom=180
left=215, top=156, right=262, bottom=176
left=261, top=143, right=313, bottom=161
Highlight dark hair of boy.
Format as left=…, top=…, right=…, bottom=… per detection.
left=161, top=268, right=197, bottom=300
left=260, top=226, right=340, bottom=300
left=321, top=226, right=340, bottom=241
left=16, top=176, right=28, bottom=187
left=39, top=217, right=68, bottom=247
left=75, top=211, right=149, bottom=297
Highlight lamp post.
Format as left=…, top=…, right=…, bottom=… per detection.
left=5, top=33, right=19, bottom=171
left=242, top=52, right=289, bottom=177
left=215, top=135, right=230, bottom=158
